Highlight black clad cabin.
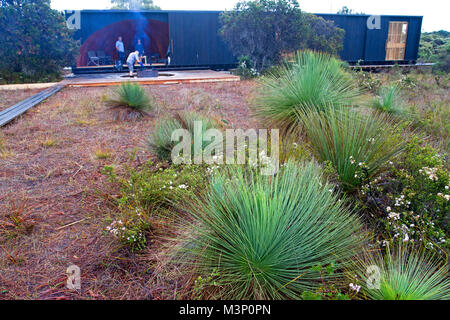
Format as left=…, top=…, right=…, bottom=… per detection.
left=64, top=10, right=422, bottom=73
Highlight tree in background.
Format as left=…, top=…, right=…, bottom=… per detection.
left=336, top=6, right=365, bottom=15
left=0, top=0, right=79, bottom=83
left=219, top=0, right=344, bottom=71
left=111, top=0, right=160, bottom=10
left=419, top=30, right=450, bottom=73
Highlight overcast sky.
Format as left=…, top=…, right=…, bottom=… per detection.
left=51, top=0, right=449, bottom=32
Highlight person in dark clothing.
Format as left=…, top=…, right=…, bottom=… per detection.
left=135, top=39, right=145, bottom=57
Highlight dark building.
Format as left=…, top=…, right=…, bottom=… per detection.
left=65, top=10, right=422, bottom=72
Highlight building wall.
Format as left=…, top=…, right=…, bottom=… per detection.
left=66, top=10, right=422, bottom=68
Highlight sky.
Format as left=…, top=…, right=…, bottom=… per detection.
left=51, top=0, right=449, bottom=32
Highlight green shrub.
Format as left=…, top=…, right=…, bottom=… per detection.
left=362, top=137, right=449, bottom=251
left=233, top=55, right=259, bottom=79
left=103, top=161, right=207, bottom=213
left=180, top=161, right=364, bottom=299
left=371, top=85, right=407, bottom=116
left=106, top=82, right=153, bottom=119
left=411, top=102, right=450, bottom=150
left=353, top=70, right=382, bottom=92
left=147, top=112, right=222, bottom=162
left=0, top=0, right=79, bottom=84
left=354, top=245, right=449, bottom=300
left=254, top=51, right=362, bottom=133
left=102, top=161, right=208, bottom=250
left=299, top=108, right=406, bottom=192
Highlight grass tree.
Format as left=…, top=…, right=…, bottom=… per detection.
left=253, top=50, right=363, bottom=133
left=179, top=161, right=364, bottom=299
left=147, top=112, right=222, bottom=162
left=106, top=82, right=154, bottom=120
left=354, top=245, right=449, bottom=300
left=371, top=85, right=407, bottom=116
left=298, top=107, right=406, bottom=191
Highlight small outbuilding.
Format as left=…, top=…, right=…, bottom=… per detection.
left=65, top=10, right=422, bottom=72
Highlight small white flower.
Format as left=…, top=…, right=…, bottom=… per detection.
left=349, top=283, right=361, bottom=293
left=386, top=206, right=391, bottom=212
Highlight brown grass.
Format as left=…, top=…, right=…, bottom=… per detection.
left=0, top=89, right=41, bottom=112
left=0, top=80, right=256, bottom=299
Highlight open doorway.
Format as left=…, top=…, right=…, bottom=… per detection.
left=385, top=21, right=408, bottom=61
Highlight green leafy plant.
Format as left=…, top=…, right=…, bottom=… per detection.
left=233, top=55, right=259, bottom=79
left=298, top=108, right=406, bottom=191
left=0, top=0, right=79, bottom=84
left=254, top=50, right=362, bottom=133
left=106, top=82, right=153, bottom=120
left=102, top=161, right=207, bottom=213
left=147, top=112, right=222, bottom=162
left=362, top=137, right=449, bottom=251
left=354, top=70, right=382, bottom=92
left=371, top=85, right=407, bottom=116
left=179, top=161, right=364, bottom=299
left=219, top=0, right=344, bottom=72
left=354, top=245, right=449, bottom=300
left=102, top=161, right=208, bottom=251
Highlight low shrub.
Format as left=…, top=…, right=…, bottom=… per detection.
left=180, top=161, right=364, bottom=299
left=102, top=161, right=208, bottom=251
left=353, top=245, right=449, bottom=300
left=254, top=50, right=362, bottom=133
left=371, top=85, right=407, bottom=116
left=105, top=82, right=153, bottom=120
left=353, top=70, right=382, bottom=92
left=233, top=55, right=259, bottom=79
left=411, top=102, right=450, bottom=150
left=299, top=108, right=406, bottom=192
left=362, top=137, right=449, bottom=251
left=103, top=161, right=207, bottom=213
left=147, top=112, right=222, bottom=162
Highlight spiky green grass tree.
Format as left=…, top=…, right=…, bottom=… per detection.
left=106, top=82, right=153, bottom=120
left=371, top=85, right=406, bottom=116
left=148, top=112, right=221, bottom=161
left=354, top=245, right=449, bottom=300
left=180, top=161, right=364, bottom=299
left=253, top=50, right=363, bottom=133
left=298, top=108, right=406, bottom=191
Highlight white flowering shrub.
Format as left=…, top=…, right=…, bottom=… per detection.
left=102, top=161, right=208, bottom=250
left=362, top=137, right=449, bottom=252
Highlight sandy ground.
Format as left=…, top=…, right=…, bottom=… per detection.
left=0, top=80, right=257, bottom=299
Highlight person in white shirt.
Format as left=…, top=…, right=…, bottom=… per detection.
left=126, top=50, right=142, bottom=77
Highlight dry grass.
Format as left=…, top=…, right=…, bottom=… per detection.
left=0, top=89, right=41, bottom=112
left=0, top=81, right=256, bottom=299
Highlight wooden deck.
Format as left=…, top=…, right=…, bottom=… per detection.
left=67, top=70, right=240, bottom=87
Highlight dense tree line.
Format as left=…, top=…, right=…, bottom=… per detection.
left=419, top=30, right=450, bottom=73
left=0, top=0, right=79, bottom=83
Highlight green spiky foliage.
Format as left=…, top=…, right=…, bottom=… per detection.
left=253, top=50, right=362, bottom=133
left=371, top=85, right=406, bottom=116
left=148, top=112, right=221, bottom=161
left=298, top=108, right=406, bottom=191
left=106, top=82, right=153, bottom=115
left=354, top=245, right=449, bottom=300
left=181, top=161, right=364, bottom=299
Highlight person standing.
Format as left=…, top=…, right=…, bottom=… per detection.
left=115, top=36, right=125, bottom=71
left=135, top=39, right=145, bottom=57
